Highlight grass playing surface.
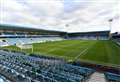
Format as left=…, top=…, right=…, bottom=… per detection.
left=2, top=40, right=120, bottom=66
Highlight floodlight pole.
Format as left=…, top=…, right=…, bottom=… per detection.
left=108, top=19, right=113, bottom=39
left=65, top=24, right=69, bottom=39
left=32, top=45, right=33, bottom=53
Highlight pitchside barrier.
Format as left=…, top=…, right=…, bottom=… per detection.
left=112, top=39, right=120, bottom=46
left=71, top=60, right=120, bottom=74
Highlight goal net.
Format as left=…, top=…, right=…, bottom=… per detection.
left=17, top=44, right=33, bottom=49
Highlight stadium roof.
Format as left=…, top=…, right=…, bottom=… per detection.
left=68, top=30, right=110, bottom=34
left=0, top=24, right=66, bottom=33
left=0, top=0, right=120, bottom=33
left=68, top=30, right=110, bottom=37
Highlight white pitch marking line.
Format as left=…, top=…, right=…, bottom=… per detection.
left=74, top=42, right=96, bottom=61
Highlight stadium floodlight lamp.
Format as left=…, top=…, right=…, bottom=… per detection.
left=108, top=18, right=113, bottom=39
left=108, top=18, right=113, bottom=31
left=108, top=19, right=113, bottom=22
left=65, top=24, right=69, bottom=27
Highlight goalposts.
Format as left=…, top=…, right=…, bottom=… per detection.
left=16, top=44, right=33, bottom=53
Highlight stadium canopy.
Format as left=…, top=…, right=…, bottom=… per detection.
left=0, top=24, right=66, bottom=34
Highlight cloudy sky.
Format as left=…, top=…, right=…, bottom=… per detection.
left=0, top=0, right=120, bottom=33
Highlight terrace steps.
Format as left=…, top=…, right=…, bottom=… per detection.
left=86, top=72, right=106, bottom=82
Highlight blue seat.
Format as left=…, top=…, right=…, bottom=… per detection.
left=105, top=72, right=120, bottom=82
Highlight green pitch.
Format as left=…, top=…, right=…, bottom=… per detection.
left=2, top=40, right=120, bottom=66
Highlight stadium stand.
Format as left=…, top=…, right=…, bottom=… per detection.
left=112, top=32, right=120, bottom=44
left=0, top=49, right=94, bottom=82
left=0, top=24, right=65, bottom=47
left=0, top=37, right=63, bottom=46
left=0, top=24, right=120, bottom=82
left=67, top=31, right=110, bottom=40
left=0, top=74, right=10, bottom=82
left=105, top=72, right=120, bottom=82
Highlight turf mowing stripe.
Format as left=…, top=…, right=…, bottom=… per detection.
left=3, top=40, right=120, bottom=66
left=73, top=41, right=97, bottom=61
left=46, top=41, right=87, bottom=54
left=79, top=40, right=120, bottom=66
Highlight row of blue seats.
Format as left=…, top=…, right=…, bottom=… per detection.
left=0, top=50, right=94, bottom=82
left=105, top=72, right=120, bottom=82
left=0, top=37, right=63, bottom=46
left=0, top=74, right=10, bottom=82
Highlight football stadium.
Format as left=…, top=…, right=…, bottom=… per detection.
left=0, top=0, right=120, bottom=82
